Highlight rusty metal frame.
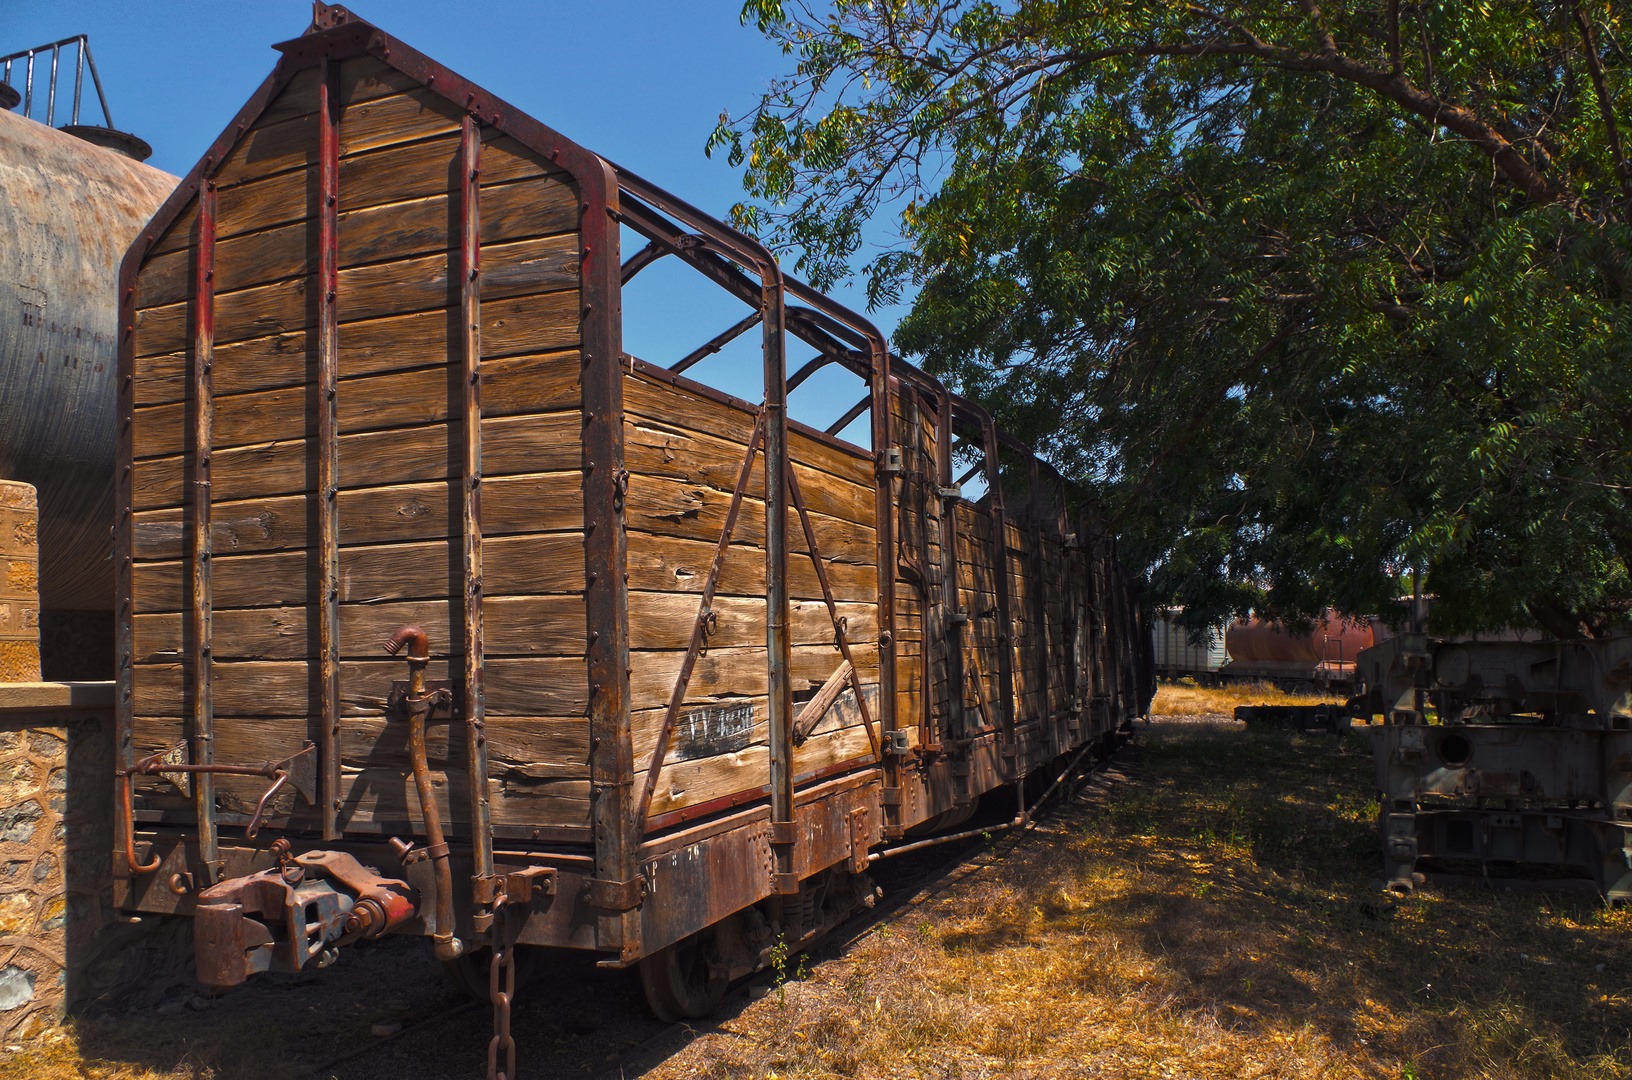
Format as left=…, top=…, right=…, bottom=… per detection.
left=976, top=408, right=1017, bottom=744
left=895, top=386, right=936, bottom=746
left=1027, top=457, right=1050, bottom=725
left=316, top=55, right=343, bottom=844
left=114, top=11, right=302, bottom=885
left=670, top=310, right=762, bottom=375
left=191, top=176, right=219, bottom=880
left=610, top=165, right=802, bottom=892
left=776, top=280, right=900, bottom=834
left=936, top=385, right=968, bottom=747
left=785, top=458, right=882, bottom=761
left=636, top=414, right=766, bottom=826
left=458, top=111, right=497, bottom=931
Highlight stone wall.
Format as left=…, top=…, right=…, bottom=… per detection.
left=0, top=686, right=114, bottom=1039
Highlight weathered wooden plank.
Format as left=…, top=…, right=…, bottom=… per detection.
left=132, top=713, right=589, bottom=785
left=133, top=411, right=580, bottom=509
left=134, top=352, right=580, bottom=457
left=133, top=532, right=587, bottom=614
left=629, top=682, right=877, bottom=766
left=626, top=644, right=876, bottom=713
left=132, top=472, right=581, bottom=560
left=626, top=591, right=875, bottom=652
left=624, top=375, right=874, bottom=490
left=626, top=475, right=874, bottom=565
left=186, top=87, right=465, bottom=200
left=132, top=655, right=588, bottom=718
left=134, top=234, right=578, bottom=353
left=139, top=175, right=579, bottom=308
left=202, top=130, right=572, bottom=249
left=640, top=719, right=875, bottom=820
left=133, top=593, right=587, bottom=663
left=626, top=415, right=876, bottom=530
left=134, top=763, right=592, bottom=834
left=143, top=203, right=200, bottom=258
left=626, top=532, right=877, bottom=605
left=135, top=297, right=579, bottom=406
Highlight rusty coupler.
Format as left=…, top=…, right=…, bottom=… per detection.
left=193, top=840, right=417, bottom=988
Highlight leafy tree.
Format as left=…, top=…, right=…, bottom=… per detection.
left=712, top=0, right=1632, bottom=638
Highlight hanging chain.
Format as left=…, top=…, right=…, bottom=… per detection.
left=486, top=904, right=515, bottom=1080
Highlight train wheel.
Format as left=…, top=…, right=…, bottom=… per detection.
left=442, top=944, right=542, bottom=1003
left=639, top=930, right=726, bottom=1022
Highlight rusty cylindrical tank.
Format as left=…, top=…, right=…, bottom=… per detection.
left=0, top=106, right=175, bottom=671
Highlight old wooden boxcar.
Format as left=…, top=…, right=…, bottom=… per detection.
left=113, top=2, right=1152, bottom=1044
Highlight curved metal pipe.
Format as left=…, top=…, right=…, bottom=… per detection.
left=383, top=625, right=462, bottom=960
left=120, top=770, right=161, bottom=874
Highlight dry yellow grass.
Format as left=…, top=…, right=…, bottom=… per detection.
left=647, top=722, right=1632, bottom=1080
left=1153, top=678, right=1345, bottom=716
left=11, top=718, right=1629, bottom=1079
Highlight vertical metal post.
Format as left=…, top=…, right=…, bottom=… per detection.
left=317, top=57, right=343, bottom=841
left=459, top=113, right=496, bottom=930
left=71, top=39, right=84, bottom=125
left=903, top=392, right=933, bottom=742
left=580, top=163, right=635, bottom=956
left=763, top=274, right=798, bottom=893
left=115, top=231, right=142, bottom=887
left=45, top=45, right=57, bottom=126
left=1027, top=457, right=1050, bottom=726
left=981, top=418, right=1017, bottom=743
left=870, top=346, right=900, bottom=833
left=936, top=391, right=965, bottom=744
left=191, top=179, right=218, bottom=879
left=1091, top=529, right=1109, bottom=724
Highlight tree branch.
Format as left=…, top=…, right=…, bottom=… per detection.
left=1570, top=0, right=1632, bottom=218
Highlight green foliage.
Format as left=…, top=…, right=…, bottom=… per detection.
left=718, top=0, right=1632, bottom=635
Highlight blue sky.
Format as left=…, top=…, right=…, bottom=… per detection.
left=3, top=1, right=906, bottom=441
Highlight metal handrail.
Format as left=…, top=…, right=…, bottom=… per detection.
left=0, top=35, right=114, bottom=128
